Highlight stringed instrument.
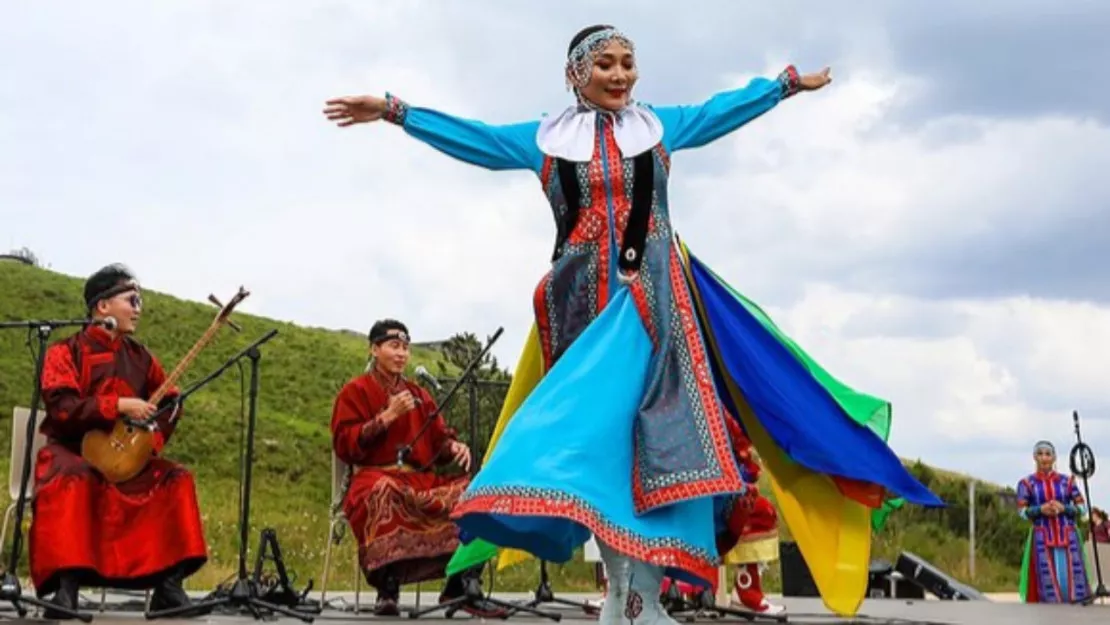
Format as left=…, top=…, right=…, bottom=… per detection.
left=81, top=287, right=250, bottom=483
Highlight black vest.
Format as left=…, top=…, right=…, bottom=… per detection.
left=551, top=149, right=655, bottom=274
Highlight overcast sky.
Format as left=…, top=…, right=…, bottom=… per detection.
left=4, top=2, right=1109, bottom=514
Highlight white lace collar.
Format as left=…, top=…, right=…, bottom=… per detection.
left=535, top=102, right=664, bottom=162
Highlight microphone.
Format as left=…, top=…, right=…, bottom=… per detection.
left=0, top=316, right=117, bottom=331
left=414, top=366, right=443, bottom=392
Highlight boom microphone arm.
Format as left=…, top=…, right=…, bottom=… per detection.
left=395, top=327, right=504, bottom=468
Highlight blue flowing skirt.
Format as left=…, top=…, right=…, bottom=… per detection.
left=452, top=254, right=941, bottom=588
left=454, top=286, right=721, bottom=586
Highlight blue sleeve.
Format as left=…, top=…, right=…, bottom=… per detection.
left=1066, top=479, right=1086, bottom=517
left=1063, top=503, right=1084, bottom=518
left=383, top=93, right=543, bottom=173
left=651, top=66, right=801, bottom=153
left=1017, top=480, right=1036, bottom=520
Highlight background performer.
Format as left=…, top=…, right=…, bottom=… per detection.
left=330, top=319, right=504, bottom=617
left=31, top=264, right=207, bottom=618
left=1017, top=440, right=1091, bottom=603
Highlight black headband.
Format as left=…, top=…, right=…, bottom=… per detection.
left=370, top=327, right=409, bottom=345
left=86, top=280, right=139, bottom=310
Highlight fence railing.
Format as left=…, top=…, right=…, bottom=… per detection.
left=434, top=377, right=510, bottom=472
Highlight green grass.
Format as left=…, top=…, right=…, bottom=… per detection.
left=0, top=260, right=1028, bottom=595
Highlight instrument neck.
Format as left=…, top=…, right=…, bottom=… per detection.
left=149, top=321, right=222, bottom=404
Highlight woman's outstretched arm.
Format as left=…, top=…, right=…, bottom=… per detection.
left=651, top=66, right=831, bottom=153
left=324, top=93, right=543, bottom=172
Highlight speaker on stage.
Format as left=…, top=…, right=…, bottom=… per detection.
left=779, top=541, right=819, bottom=597
left=867, top=559, right=925, bottom=599
left=894, top=552, right=985, bottom=600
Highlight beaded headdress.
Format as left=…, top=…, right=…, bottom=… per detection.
left=1033, top=440, right=1055, bottom=456
left=565, top=27, right=635, bottom=96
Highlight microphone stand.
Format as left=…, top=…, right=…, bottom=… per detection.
left=400, top=328, right=555, bottom=622
left=145, top=329, right=313, bottom=622
left=395, top=327, right=503, bottom=470
left=0, top=319, right=109, bottom=621
left=1068, top=411, right=1108, bottom=606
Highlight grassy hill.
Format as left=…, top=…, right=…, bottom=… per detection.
left=0, top=259, right=1028, bottom=596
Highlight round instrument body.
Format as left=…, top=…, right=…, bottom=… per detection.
left=80, top=419, right=155, bottom=484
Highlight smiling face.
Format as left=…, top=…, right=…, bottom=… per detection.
left=95, top=288, right=142, bottom=334
left=577, top=39, right=638, bottom=111
left=371, top=336, right=410, bottom=376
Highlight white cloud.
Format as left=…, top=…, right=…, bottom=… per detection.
left=675, top=69, right=1110, bottom=293
left=3, top=2, right=1109, bottom=512
left=765, top=283, right=1110, bottom=468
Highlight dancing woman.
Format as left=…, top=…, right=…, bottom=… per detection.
left=325, top=24, right=941, bottom=622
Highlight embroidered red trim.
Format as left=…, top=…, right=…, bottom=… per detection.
left=452, top=493, right=718, bottom=588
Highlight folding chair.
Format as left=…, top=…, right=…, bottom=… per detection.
left=0, top=407, right=48, bottom=567
left=319, top=450, right=363, bottom=612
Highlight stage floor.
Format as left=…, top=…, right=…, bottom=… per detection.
left=0, top=591, right=1105, bottom=625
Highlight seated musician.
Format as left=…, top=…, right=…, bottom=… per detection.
left=31, top=264, right=208, bottom=618
left=330, top=319, right=505, bottom=617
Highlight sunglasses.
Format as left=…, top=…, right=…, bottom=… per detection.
left=114, top=292, right=143, bottom=309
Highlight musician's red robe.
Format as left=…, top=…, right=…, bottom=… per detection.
left=30, top=326, right=208, bottom=596
left=330, top=369, right=469, bottom=589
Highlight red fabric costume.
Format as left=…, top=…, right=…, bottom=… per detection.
left=30, top=326, right=208, bottom=596
left=718, top=418, right=778, bottom=554
left=330, top=368, right=469, bottom=590
left=719, top=416, right=781, bottom=613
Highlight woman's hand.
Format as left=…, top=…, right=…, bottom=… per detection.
left=324, top=95, right=387, bottom=127
left=799, top=67, right=832, bottom=92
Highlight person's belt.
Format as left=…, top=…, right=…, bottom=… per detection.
left=356, top=463, right=418, bottom=474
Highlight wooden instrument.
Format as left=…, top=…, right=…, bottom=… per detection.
left=81, top=287, right=249, bottom=483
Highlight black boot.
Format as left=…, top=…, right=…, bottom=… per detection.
left=149, top=565, right=199, bottom=615
left=438, top=565, right=508, bottom=619
left=42, top=574, right=79, bottom=620
left=440, top=570, right=466, bottom=599
left=374, top=575, right=401, bottom=616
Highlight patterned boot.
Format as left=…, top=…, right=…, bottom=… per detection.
left=597, top=541, right=679, bottom=625
left=731, top=563, right=785, bottom=616
left=598, top=543, right=630, bottom=625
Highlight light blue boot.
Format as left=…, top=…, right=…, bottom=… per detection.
left=597, top=541, right=680, bottom=625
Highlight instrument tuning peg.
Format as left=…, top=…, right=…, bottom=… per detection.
left=208, top=294, right=243, bottom=332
